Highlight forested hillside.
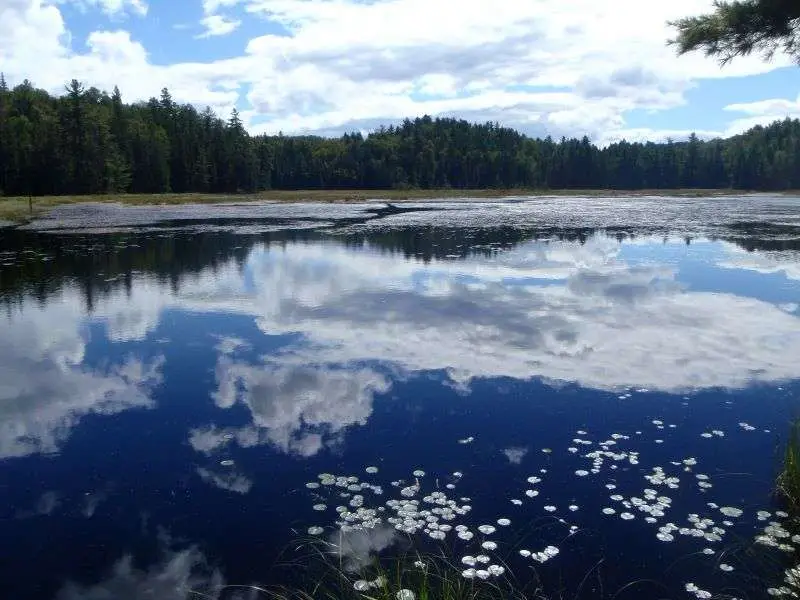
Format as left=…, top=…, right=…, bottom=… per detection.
left=1, top=77, right=799, bottom=196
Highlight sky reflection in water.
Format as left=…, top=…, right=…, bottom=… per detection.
left=1, top=218, right=800, bottom=600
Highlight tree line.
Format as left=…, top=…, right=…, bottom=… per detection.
left=2, top=76, right=800, bottom=196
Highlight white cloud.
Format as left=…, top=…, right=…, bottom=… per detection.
left=62, top=232, right=800, bottom=399
left=7, top=227, right=799, bottom=463
left=331, top=524, right=400, bottom=572
left=197, top=14, right=242, bottom=38
left=196, top=467, right=254, bottom=494
left=203, top=0, right=241, bottom=13
left=717, top=241, right=800, bottom=281
left=721, top=94, right=800, bottom=136
left=56, top=546, right=224, bottom=600
left=229, top=240, right=800, bottom=393
left=205, top=361, right=392, bottom=456
left=0, top=292, right=164, bottom=459
left=58, top=0, right=148, bottom=17
left=2, top=0, right=795, bottom=141
left=503, top=447, right=529, bottom=464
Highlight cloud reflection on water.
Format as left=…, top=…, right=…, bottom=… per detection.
left=4, top=234, right=800, bottom=462
left=0, top=293, right=164, bottom=459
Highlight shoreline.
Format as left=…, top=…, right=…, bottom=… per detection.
left=0, top=188, right=796, bottom=224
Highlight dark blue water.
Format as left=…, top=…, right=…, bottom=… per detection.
left=2, top=200, right=800, bottom=600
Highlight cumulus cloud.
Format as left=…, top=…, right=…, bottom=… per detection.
left=55, top=545, right=224, bottom=600
left=51, top=231, right=800, bottom=403
left=503, top=447, right=529, bottom=465
left=14, top=491, right=62, bottom=519
left=55, top=0, right=148, bottom=17
left=196, top=467, right=254, bottom=494
left=2, top=0, right=795, bottom=141
left=331, top=524, right=401, bottom=572
left=205, top=361, right=391, bottom=456
left=716, top=241, right=800, bottom=281
left=197, top=14, right=242, bottom=38
left=0, top=296, right=164, bottom=459
left=243, top=240, right=800, bottom=392
left=722, top=94, right=800, bottom=136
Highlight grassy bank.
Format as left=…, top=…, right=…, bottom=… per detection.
left=0, top=188, right=789, bottom=224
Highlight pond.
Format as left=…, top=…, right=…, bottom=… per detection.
left=2, top=196, right=800, bottom=600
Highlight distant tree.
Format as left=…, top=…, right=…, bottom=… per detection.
left=669, top=0, right=800, bottom=64
left=3, top=77, right=800, bottom=195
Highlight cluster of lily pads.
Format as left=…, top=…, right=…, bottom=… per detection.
left=301, top=413, right=800, bottom=599
left=304, top=466, right=519, bottom=583
left=767, top=565, right=800, bottom=597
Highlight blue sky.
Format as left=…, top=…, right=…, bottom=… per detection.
left=2, top=0, right=798, bottom=144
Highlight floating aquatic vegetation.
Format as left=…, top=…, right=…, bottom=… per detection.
left=488, top=564, right=505, bottom=576
left=685, top=583, right=712, bottom=599
left=529, top=546, right=560, bottom=563
left=300, top=411, right=797, bottom=600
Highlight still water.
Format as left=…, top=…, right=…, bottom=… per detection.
left=2, top=197, right=800, bottom=600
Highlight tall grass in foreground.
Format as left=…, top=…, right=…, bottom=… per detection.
left=777, top=420, right=800, bottom=516
left=189, top=536, right=550, bottom=600
left=766, top=419, right=800, bottom=599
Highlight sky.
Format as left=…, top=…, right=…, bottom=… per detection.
left=0, top=0, right=799, bottom=145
